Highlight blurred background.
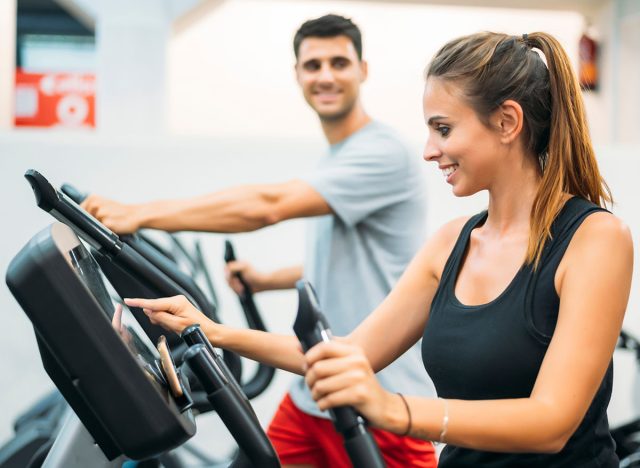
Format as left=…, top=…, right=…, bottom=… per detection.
left=1, top=0, right=638, bottom=459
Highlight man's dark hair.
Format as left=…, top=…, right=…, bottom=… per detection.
left=293, top=14, right=362, bottom=60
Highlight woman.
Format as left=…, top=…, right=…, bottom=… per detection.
left=126, top=31, right=633, bottom=466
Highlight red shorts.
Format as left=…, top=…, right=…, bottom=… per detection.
left=267, top=393, right=437, bottom=468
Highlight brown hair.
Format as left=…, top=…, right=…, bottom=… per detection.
left=293, top=14, right=362, bottom=60
left=427, top=32, right=611, bottom=268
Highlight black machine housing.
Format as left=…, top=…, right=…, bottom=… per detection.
left=6, top=223, right=196, bottom=460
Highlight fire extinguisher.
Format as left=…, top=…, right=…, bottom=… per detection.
left=579, top=30, right=598, bottom=91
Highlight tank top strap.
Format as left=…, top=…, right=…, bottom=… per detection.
left=539, top=196, right=609, bottom=266
left=439, top=211, right=488, bottom=286
left=525, top=196, right=609, bottom=342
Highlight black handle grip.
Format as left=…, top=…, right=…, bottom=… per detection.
left=293, top=280, right=386, bottom=468
left=224, top=240, right=254, bottom=295
left=60, top=183, right=86, bottom=204
left=224, top=240, right=276, bottom=399
left=181, top=325, right=228, bottom=384
left=181, top=324, right=254, bottom=400
left=183, top=344, right=280, bottom=468
left=224, top=239, right=237, bottom=261
left=61, top=183, right=181, bottom=269
left=25, top=170, right=121, bottom=256
left=224, top=240, right=264, bottom=329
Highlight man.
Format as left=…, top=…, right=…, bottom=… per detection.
left=83, top=14, right=436, bottom=467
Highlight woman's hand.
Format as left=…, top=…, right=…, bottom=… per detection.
left=304, top=340, right=399, bottom=430
left=124, top=295, right=215, bottom=336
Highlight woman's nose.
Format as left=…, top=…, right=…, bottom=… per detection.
left=423, top=138, right=441, bottom=162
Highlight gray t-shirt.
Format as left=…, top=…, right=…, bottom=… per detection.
left=291, top=120, right=437, bottom=418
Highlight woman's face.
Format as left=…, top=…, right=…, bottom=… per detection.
left=422, top=78, right=505, bottom=197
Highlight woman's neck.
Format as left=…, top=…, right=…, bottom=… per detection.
left=484, top=155, right=541, bottom=238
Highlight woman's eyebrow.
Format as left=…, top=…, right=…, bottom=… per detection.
left=427, top=115, right=448, bottom=126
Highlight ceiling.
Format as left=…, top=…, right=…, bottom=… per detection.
left=309, top=0, right=609, bottom=16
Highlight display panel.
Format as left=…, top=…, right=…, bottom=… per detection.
left=66, top=242, right=168, bottom=392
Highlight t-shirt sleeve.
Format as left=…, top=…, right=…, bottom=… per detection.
left=303, top=137, right=410, bottom=227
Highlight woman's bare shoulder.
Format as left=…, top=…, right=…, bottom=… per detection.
left=416, top=215, right=474, bottom=279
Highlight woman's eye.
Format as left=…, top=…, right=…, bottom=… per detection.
left=437, top=125, right=450, bottom=137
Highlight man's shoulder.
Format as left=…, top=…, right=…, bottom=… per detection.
left=341, top=120, right=411, bottom=160
left=354, top=120, right=407, bottom=146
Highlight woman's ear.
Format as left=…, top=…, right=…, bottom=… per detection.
left=491, top=99, right=524, bottom=144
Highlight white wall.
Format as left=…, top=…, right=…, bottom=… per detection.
left=0, top=0, right=16, bottom=129
left=616, top=11, right=640, bottom=143
left=168, top=0, right=587, bottom=142
left=581, top=0, right=614, bottom=144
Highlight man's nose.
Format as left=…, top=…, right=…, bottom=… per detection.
left=317, top=64, right=336, bottom=84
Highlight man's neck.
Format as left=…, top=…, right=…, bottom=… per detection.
left=320, top=105, right=371, bottom=145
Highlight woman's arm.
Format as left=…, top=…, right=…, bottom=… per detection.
left=123, top=296, right=305, bottom=374
left=124, top=216, right=468, bottom=379
left=305, top=212, right=633, bottom=453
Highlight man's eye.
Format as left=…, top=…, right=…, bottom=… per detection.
left=304, top=62, right=320, bottom=71
left=332, top=59, right=348, bottom=69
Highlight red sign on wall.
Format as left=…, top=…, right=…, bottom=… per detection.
left=14, top=70, right=96, bottom=128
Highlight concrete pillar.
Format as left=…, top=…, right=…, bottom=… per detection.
left=55, top=0, right=228, bottom=136
left=93, top=0, right=171, bottom=135
left=57, top=0, right=209, bottom=136
left=0, top=0, right=16, bottom=130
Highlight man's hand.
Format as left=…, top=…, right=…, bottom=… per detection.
left=124, top=295, right=216, bottom=337
left=81, top=195, right=142, bottom=234
left=225, top=260, right=270, bottom=294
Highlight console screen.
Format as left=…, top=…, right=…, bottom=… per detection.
left=66, top=241, right=169, bottom=394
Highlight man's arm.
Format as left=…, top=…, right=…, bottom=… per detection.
left=82, top=180, right=332, bottom=234
left=225, top=263, right=303, bottom=294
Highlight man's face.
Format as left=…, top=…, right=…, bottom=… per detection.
left=295, top=35, right=367, bottom=122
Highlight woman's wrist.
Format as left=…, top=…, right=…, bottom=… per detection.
left=378, top=395, right=449, bottom=442
left=202, top=319, right=225, bottom=347
left=377, top=391, right=412, bottom=435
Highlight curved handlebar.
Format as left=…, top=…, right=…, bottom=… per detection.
left=26, top=170, right=121, bottom=255
left=293, top=280, right=386, bottom=468
left=223, top=240, right=276, bottom=399
left=183, top=344, right=280, bottom=468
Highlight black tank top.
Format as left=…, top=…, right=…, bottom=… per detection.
left=422, top=197, right=617, bottom=467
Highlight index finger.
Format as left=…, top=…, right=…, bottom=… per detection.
left=124, top=295, right=183, bottom=312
